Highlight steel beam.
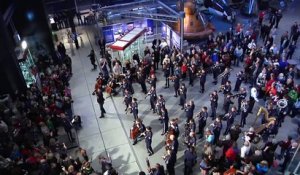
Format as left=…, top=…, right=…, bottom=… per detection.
left=121, top=13, right=178, bottom=23
left=157, top=0, right=179, bottom=16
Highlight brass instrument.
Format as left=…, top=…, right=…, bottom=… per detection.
left=254, top=120, right=275, bottom=134
left=218, top=85, right=225, bottom=92
left=277, top=98, right=288, bottom=109
left=168, top=76, right=177, bottom=81
left=219, top=68, right=232, bottom=78
left=254, top=107, right=276, bottom=126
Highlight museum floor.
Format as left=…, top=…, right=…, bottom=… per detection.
left=57, top=2, right=300, bottom=174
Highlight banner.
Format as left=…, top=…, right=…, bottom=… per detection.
left=102, top=26, right=114, bottom=43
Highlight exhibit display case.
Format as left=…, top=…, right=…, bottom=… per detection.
left=15, top=47, right=36, bottom=87
left=110, top=27, right=146, bottom=63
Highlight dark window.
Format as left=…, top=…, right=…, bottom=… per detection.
left=190, top=21, right=193, bottom=26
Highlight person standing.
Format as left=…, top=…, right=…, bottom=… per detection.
left=96, top=89, right=106, bottom=118
left=275, top=9, right=283, bottom=28
left=188, top=64, right=196, bottom=86
left=98, top=37, right=106, bottom=57
left=184, top=100, right=195, bottom=122
left=236, top=87, right=247, bottom=114
left=234, top=71, right=244, bottom=91
left=196, top=106, right=208, bottom=139
left=61, top=116, right=75, bottom=142
left=240, top=100, right=249, bottom=127
left=161, top=106, right=169, bottom=135
left=223, top=107, right=237, bottom=135
left=173, top=75, right=180, bottom=97
left=184, top=146, right=197, bottom=175
left=156, top=95, right=166, bottom=117
left=211, top=117, right=222, bottom=144
left=137, top=67, right=148, bottom=94
left=199, top=69, right=206, bottom=93
left=210, top=90, right=218, bottom=119
left=179, top=83, right=187, bottom=110
left=131, top=98, right=139, bottom=120
left=163, top=55, right=171, bottom=88
left=248, top=86, right=259, bottom=113
left=88, top=50, right=97, bottom=70
left=123, top=89, right=132, bottom=112
left=146, top=86, right=157, bottom=113
left=143, top=126, right=154, bottom=156
left=148, top=74, right=157, bottom=89
left=163, top=149, right=176, bottom=175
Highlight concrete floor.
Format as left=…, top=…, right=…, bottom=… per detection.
left=56, top=1, right=300, bottom=174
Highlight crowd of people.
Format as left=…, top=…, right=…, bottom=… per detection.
left=92, top=6, right=300, bottom=175
left=0, top=41, right=118, bottom=175
left=0, top=3, right=300, bottom=175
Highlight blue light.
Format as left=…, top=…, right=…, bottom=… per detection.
left=26, top=11, right=35, bottom=21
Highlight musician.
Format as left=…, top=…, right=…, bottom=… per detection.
left=96, top=89, right=106, bottom=118
left=223, top=81, right=232, bottom=95
left=262, top=120, right=278, bottom=142
left=184, top=100, right=195, bottom=121
left=137, top=67, right=148, bottom=94
left=132, top=119, right=146, bottom=145
left=169, top=119, right=180, bottom=139
left=223, top=94, right=234, bottom=114
left=148, top=163, right=165, bottom=175
left=163, top=55, right=171, bottom=88
left=186, top=118, right=196, bottom=133
left=184, top=132, right=197, bottom=148
left=163, top=149, right=176, bottom=175
left=199, top=69, right=207, bottom=93
left=248, top=86, right=259, bottom=113
left=212, top=62, right=221, bottom=85
left=234, top=71, right=244, bottom=92
left=124, top=89, right=132, bottom=112
left=142, top=126, right=154, bottom=156
left=93, top=75, right=104, bottom=95
left=130, top=98, right=139, bottom=120
left=146, top=86, right=157, bottom=113
left=210, top=90, right=218, bottom=119
left=156, top=95, right=166, bottom=117
left=147, top=74, right=157, bottom=89
left=211, top=117, right=222, bottom=144
left=240, top=100, right=249, bottom=127
left=277, top=98, right=288, bottom=127
left=121, top=79, right=133, bottom=96
left=184, top=146, right=197, bottom=175
left=106, top=77, right=118, bottom=97
left=224, top=107, right=237, bottom=135
left=196, top=107, right=208, bottom=139
left=188, top=64, right=196, bottom=86
left=169, top=134, right=179, bottom=156
left=173, top=75, right=180, bottom=97
left=160, top=106, right=169, bottom=135
left=237, top=87, right=247, bottom=114
left=179, top=83, right=187, bottom=110
left=221, top=67, right=231, bottom=86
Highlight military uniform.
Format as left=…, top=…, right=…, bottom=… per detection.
left=224, top=111, right=237, bottom=135
left=97, top=90, right=106, bottom=118
left=210, top=93, right=218, bottom=119
left=197, top=111, right=208, bottom=138
left=147, top=89, right=157, bottom=112
left=145, top=129, right=154, bottom=156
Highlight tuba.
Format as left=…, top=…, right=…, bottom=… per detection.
left=277, top=99, right=288, bottom=109
left=254, top=106, right=276, bottom=126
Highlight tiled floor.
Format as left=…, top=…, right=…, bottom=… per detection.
left=56, top=1, right=300, bottom=174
